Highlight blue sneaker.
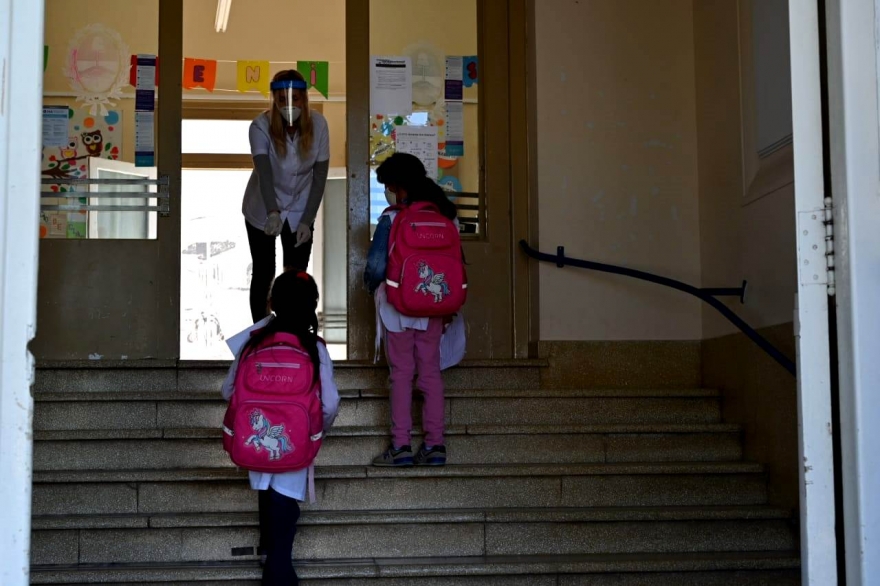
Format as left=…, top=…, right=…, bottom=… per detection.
left=414, top=443, right=447, bottom=466
left=372, top=444, right=414, bottom=467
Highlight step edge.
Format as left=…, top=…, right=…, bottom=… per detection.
left=32, top=462, right=767, bottom=484
left=33, top=423, right=744, bottom=442
left=31, top=505, right=795, bottom=531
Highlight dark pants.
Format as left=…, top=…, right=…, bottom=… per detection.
left=258, top=488, right=301, bottom=585
left=245, top=219, right=314, bottom=323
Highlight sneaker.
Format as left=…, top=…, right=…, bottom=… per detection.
left=414, top=443, right=447, bottom=466
left=372, top=444, right=414, bottom=467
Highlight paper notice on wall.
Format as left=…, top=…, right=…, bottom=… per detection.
left=395, top=125, right=439, bottom=180
left=444, top=56, right=464, bottom=156
left=445, top=56, right=463, bottom=101
left=42, top=106, right=70, bottom=147
left=370, top=56, right=412, bottom=116
left=135, top=111, right=155, bottom=167
left=135, top=54, right=157, bottom=112
left=444, top=101, right=464, bottom=157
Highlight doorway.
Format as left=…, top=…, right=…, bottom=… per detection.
left=33, top=0, right=531, bottom=362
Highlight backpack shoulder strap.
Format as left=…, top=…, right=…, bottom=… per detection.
left=409, top=201, right=440, bottom=214
left=261, top=331, right=304, bottom=351
left=381, top=204, right=403, bottom=215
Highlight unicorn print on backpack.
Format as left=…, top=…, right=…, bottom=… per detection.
left=415, top=260, right=450, bottom=303
left=245, top=410, right=294, bottom=461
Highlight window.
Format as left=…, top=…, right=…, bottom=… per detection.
left=368, top=0, right=483, bottom=237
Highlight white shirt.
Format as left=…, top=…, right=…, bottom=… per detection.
left=222, top=322, right=340, bottom=502
left=242, top=111, right=331, bottom=230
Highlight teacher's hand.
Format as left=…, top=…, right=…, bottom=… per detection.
left=264, top=212, right=282, bottom=236
left=295, top=223, right=312, bottom=247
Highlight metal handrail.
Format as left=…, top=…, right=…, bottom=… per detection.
left=40, top=176, right=170, bottom=215
left=520, top=240, right=796, bottom=376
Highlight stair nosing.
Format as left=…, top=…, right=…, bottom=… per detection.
left=33, top=423, right=743, bottom=442
left=36, top=358, right=549, bottom=370
left=29, top=551, right=801, bottom=583
left=31, top=505, right=794, bottom=531
left=32, top=461, right=765, bottom=484
left=33, top=388, right=723, bottom=402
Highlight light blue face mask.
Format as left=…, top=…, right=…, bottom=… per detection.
left=384, top=187, right=396, bottom=206
left=270, top=79, right=307, bottom=126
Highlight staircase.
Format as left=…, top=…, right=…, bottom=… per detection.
left=30, top=360, right=801, bottom=584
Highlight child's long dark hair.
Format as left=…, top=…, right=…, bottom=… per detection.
left=241, top=270, right=321, bottom=382
left=376, top=152, right=457, bottom=220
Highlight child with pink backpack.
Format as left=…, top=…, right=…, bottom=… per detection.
left=221, top=270, right=340, bottom=585
left=364, top=153, right=467, bottom=467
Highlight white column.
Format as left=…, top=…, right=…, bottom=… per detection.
left=788, top=1, right=838, bottom=584
left=825, top=0, right=880, bottom=583
left=0, top=0, right=45, bottom=583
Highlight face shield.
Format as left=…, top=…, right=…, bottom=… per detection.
left=270, top=79, right=307, bottom=126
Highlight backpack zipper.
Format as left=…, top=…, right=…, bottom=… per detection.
left=256, top=362, right=302, bottom=374
left=410, top=221, right=446, bottom=229
left=253, top=346, right=309, bottom=357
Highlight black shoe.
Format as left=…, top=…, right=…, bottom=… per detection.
left=372, top=444, right=414, bottom=466
left=414, top=443, right=447, bottom=466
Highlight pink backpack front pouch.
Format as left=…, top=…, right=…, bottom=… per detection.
left=222, top=332, right=323, bottom=473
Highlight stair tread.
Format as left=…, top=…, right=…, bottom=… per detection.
left=37, top=358, right=550, bottom=369
left=32, top=505, right=794, bottom=530
left=34, top=423, right=743, bottom=442
left=33, top=387, right=722, bottom=402
left=30, top=551, right=801, bottom=583
left=33, top=461, right=765, bottom=484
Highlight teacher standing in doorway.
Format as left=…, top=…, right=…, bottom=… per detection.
left=242, top=69, right=330, bottom=323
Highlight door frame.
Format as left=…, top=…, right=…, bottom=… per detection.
left=824, top=0, right=880, bottom=583
left=0, top=0, right=45, bottom=582
left=788, top=1, right=838, bottom=584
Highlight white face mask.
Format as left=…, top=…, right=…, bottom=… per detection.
left=384, top=187, right=397, bottom=206
left=279, top=106, right=301, bottom=124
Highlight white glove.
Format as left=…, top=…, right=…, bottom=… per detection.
left=295, top=222, right=312, bottom=247
left=264, top=211, right=282, bottom=236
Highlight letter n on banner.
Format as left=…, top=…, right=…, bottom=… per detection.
left=236, top=61, right=270, bottom=96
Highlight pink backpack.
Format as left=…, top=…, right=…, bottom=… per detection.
left=385, top=202, right=468, bottom=317
left=222, top=332, right=323, bottom=473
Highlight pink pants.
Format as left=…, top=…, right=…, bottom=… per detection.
left=385, top=318, right=445, bottom=448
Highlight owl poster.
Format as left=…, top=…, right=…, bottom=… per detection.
left=40, top=107, right=122, bottom=239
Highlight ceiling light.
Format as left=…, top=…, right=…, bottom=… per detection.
left=215, top=0, right=232, bottom=33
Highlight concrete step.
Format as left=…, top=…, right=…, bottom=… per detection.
left=29, top=552, right=801, bottom=584
left=33, top=390, right=723, bottom=432
left=32, top=463, right=768, bottom=516
left=32, top=424, right=743, bottom=470
left=34, top=360, right=546, bottom=395
left=31, top=507, right=795, bottom=565
left=31, top=505, right=795, bottom=531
